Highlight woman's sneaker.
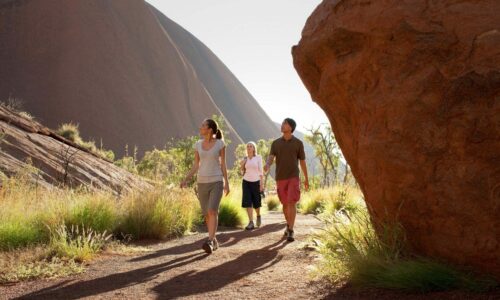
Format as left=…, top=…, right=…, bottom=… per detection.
left=287, top=229, right=295, bottom=242
left=213, top=238, right=219, bottom=251
left=202, top=240, right=214, bottom=254
left=256, top=215, right=262, bottom=227
left=245, top=221, right=255, bottom=230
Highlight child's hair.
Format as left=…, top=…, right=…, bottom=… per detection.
left=284, top=118, right=297, bottom=133
left=205, top=118, right=223, bottom=139
left=246, top=141, right=258, bottom=156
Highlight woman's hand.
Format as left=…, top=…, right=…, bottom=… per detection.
left=223, top=182, right=230, bottom=196
left=260, top=184, right=264, bottom=192
left=180, top=180, right=187, bottom=188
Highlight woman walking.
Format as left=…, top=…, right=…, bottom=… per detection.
left=240, top=142, right=264, bottom=230
left=181, top=118, right=230, bottom=254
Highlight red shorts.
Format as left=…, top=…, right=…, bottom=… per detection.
left=277, top=177, right=301, bottom=204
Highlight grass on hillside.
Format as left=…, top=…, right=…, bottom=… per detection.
left=56, top=123, right=115, bottom=161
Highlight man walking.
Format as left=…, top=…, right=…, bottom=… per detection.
left=264, top=118, right=309, bottom=242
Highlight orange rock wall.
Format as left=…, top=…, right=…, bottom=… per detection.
left=293, top=0, right=500, bottom=277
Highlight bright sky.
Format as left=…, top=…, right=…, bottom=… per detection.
left=146, top=0, right=329, bottom=131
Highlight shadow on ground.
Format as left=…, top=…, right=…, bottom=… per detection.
left=129, top=222, right=286, bottom=262
left=16, top=223, right=289, bottom=300
left=151, top=239, right=288, bottom=298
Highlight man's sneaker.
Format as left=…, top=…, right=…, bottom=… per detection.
left=287, top=229, right=295, bottom=242
left=284, top=227, right=289, bottom=237
left=245, top=221, right=255, bottom=230
left=202, top=240, right=214, bottom=254
left=213, top=238, right=219, bottom=251
left=256, top=215, right=262, bottom=227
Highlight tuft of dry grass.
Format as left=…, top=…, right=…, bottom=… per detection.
left=0, top=246, right=84, bottom=283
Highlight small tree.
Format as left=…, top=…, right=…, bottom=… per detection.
left=305, top=124, right=340, bottom=187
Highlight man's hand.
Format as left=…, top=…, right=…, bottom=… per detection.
left=223, top=182, right=230, bottom=196
left=263, top=164, right=269, bottom=174
left=304, top=179, right=309, bottom=191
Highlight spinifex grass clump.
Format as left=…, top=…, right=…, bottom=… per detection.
left=218, top=194, right=246, bottom=227
left=265, top=195, right=281, bottom=211
left=117, top=187, right=200, bottom=239
left=315, top=209, right=498, bottom=292
left=300, top=185, right=363, bottom=216
left=299, top=189, right=326, bottom=214
left=65, top=195, right=118, bottom=233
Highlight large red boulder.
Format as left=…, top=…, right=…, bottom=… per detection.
left=293, top=0, right=499, bottom=277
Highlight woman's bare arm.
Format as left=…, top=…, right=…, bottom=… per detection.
left=180, top=151, right=200, bottom=187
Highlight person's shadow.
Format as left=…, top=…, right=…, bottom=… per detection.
left=16, top=223, right=288, bottom=299
left=129, top=222, right=286, bottom=262
left=151, top=239, right=288, bottom=298
left=15, top=252, right=209, bottom=300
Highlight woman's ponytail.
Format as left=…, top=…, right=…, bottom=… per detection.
left=215, top=129, right=223, bottom=140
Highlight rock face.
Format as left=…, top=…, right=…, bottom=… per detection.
left=0, top=105, right=150, bottom=195
left=293, top=0, right=500, bottom=277
left=0, top=0, right=278, bottom=160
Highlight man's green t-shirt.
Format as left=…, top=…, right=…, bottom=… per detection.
left=270, top=135, right=306, bottom=181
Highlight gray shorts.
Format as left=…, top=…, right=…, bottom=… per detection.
left=197, top=181, right=223, bottom=215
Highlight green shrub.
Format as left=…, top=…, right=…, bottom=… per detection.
left=0, top=221, right=43, bottom=250
left=114, top=156, right=137, bottom=174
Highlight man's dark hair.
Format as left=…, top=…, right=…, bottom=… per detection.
left=284, top=118, right=296, bottom=133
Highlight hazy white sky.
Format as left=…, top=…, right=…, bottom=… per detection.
left=147, top=0, right=329, bottom=131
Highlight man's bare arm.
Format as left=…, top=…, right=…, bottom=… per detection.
left=299, top=159, right=309, bottom=191
left=264, top=154, right=275, bottom=173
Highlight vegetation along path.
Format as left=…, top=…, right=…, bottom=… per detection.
left=1, top=212, right=498, bottom=300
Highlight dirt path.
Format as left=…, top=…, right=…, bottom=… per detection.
left=1, top=212, right=328, bottom=300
